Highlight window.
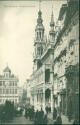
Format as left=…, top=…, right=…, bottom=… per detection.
left=13, top=82, right=14, bottom=86
left=15, top=82, right=17, bottom=86
left=40, top=32, right=41, bottom=39
left=3, top=81, right=5, bottom=86
left=0, top=81, right=2, bottom=86
left=0, top=99, right=2, bottom=103
left=15, top=99, right=17, bottom=103
left=37, top=47, right=41, bottom=55
left=3, top=89, right=5, bottom=94
left=12, top=89, right=14, bottom=94
left=45, top=69, right=50, bottom=83
left=0, top=89, right=2, bottom=94
left=15, top=89, right=17, bottom=94
left=6, top=89, right=9, bottom=94
left=37, top=32, right=38, bottom=39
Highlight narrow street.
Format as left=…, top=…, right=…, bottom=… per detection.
left=3, top=116, right=34, bottom=125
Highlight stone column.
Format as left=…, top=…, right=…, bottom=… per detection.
left=50, top=63, right=54, bottom=114
left=51, top=88, right=53, bottom=113
left=42, top=64, right=46, bottom=113
left=43, top=87, right=46, bottom=113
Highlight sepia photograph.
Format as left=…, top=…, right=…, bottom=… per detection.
left=0, top=0, right=79, bottom=124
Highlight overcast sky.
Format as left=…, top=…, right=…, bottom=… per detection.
left=0, top=0, right=67, bottom=87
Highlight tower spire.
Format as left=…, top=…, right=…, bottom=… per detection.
left=39, top=0, right=41, bottom=11
left=49, top=2, right=55, bottom=42
left=50, top=3, right=54, bottom=27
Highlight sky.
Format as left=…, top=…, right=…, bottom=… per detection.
left=0, top=0, right=67, bottom=87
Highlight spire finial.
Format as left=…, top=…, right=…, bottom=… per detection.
left=50, top=1, right=54, bottom=27
left=52, top=0, right=54, bottom=16
left=39, top=0, right=41, bottom=11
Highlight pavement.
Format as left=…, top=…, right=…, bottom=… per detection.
left=48, top=113, right=74, bottom=124
left=1, top=116, right=34, bottom=125
left=0, top=113, right=74, bottom=125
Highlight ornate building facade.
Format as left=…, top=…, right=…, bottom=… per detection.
left=28, top=0, right=79, bottom=119
left=29, top=7, right=55, bottom=113
left=53, top=0, right=79, bottom=118
left=0, top=66, right=19, bottom=105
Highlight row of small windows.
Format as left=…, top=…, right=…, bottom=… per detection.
left=0, top=89, right=17, bottom=94
left=0, top=81, right=17, bottom=86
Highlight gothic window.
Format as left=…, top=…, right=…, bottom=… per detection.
left=41, top=46, right=43, bottom=55
left=37, top=47, right=41, bottom=55
left=40, top=31, right=41, bottom=39
left=37, top=32, right=38, bottom=39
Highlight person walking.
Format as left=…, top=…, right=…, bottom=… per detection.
left=39, top=108, right=44, bottom=124
left=34, top=110, right=39, bottom=124
left=43, top=114, right=48, bottom=125
left=55, top=115, right=62, bottom=125
left=45, top=106, right=48, bottom=114
left=53, top=107, right=57, bottom=120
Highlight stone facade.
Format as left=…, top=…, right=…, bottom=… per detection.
left=0, top=66, right=19, bottom=105
left=53, top=0, right=79, bottom=118
left=29, top=8, right=55, bottom=113
left=29, top=0, right=79, bottom=118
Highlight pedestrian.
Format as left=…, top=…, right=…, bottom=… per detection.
left=56, top=115, right=62, bottom=125
left=40, top=108, right=44, bottom=124
left=45, top=106, right=48, bottom=114
left=43, top=114, right=48, bottom=125
left=53, top=107, right=57, bottom=120
left=73, top=117, right=79, bottom=125
left=34, top=110, right=39, bottom=124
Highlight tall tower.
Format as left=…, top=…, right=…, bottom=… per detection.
left=49, top=6, right=55, bottom=43
left=33, top=1, right=45, bottom=71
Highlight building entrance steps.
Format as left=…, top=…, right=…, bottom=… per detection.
left=47, top=113, right=74, bottom=124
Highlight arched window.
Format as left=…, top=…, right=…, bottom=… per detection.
left=41, top=46, right=43, bottom=55
left=37, top=32, right=38, bottom=39
left=40, top=32, right=41, bottom=39
left=37, top=47, right=41, bottom=55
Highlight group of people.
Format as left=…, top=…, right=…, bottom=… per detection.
left=25, top=106, right=34, bottom=120
left=24, top=106, right=79, bottom=125
left=34, top=108, right=48, bottom=124
left=25, top=106, right=63, bottom=125
left=25, top=106, right=48, bottom=124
